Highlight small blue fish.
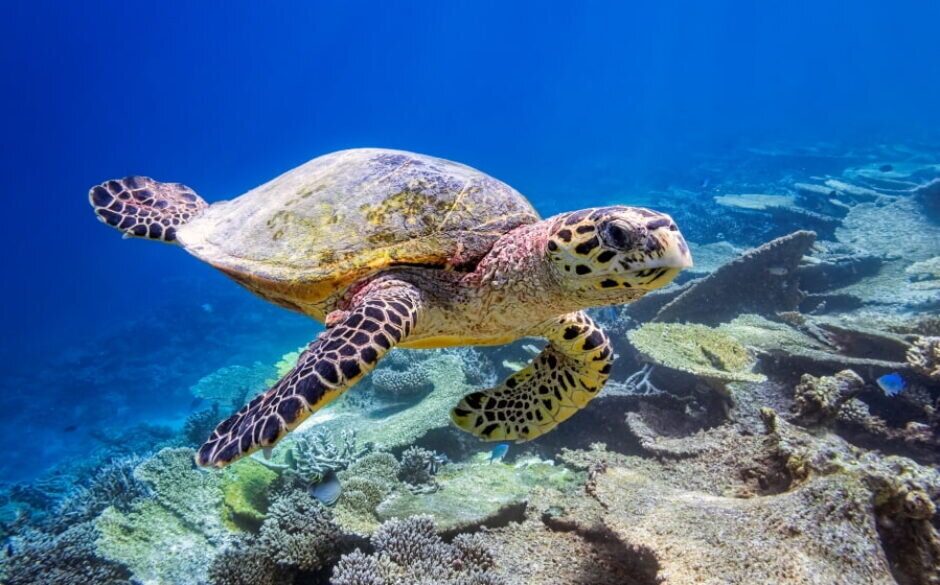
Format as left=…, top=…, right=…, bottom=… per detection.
left=489, top=444, right=509, bottom=463
left=876, top=373, right=906, bottom=397
left=310, top=470, right=342, bottom=506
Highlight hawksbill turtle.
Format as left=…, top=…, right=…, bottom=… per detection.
left=89, top=148, right=692, bottom=467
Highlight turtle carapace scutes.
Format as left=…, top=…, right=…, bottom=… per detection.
left=89, top=148, right=693, bottom=468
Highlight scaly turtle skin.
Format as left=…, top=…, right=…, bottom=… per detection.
left=89, top=148, right=692, bottom=468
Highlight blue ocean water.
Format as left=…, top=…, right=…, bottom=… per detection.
left=2, top=2, right=940, bottom=583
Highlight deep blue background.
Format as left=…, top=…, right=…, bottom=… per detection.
left=1, top=0, right=938, bottom=480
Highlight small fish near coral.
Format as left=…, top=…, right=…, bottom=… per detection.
left=490, top=443, right=510, bottom=463
left=89, top=148, right=692, bottom=468
left=876, top=372, right=906, bottom=397
left=309, top=470, right=342, bottom=507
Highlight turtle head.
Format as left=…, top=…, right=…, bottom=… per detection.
left=546, top=206, right=693, bottom=302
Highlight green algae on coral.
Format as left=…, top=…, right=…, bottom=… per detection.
left=628, top=321, right=765, bottom=384
left=220, top=459, right=279, bottom=532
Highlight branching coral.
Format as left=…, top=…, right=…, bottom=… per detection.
left=372, top=365, right=434, bottom=398
left=332, top=515, right=504, bottom=585
left=397, top=446, right=445, bottom=490
left=623, top=364, right=662, bottom=395
left=286, top=429, right=370, bottom=483
left=791, top=369, right=864, bottom=427
left=3, top=522, right=134, bottom=585
left=55, top=455, right=151, bottom=526
left=442, top=346, right=499, bottom=388
left=334, top=452, right=402, bottom=534
left=907, top=336, right=940, bottom=380
left=207, top=535, right=294, bottom=585
left=257, top=490, right=342, bottom=571
left=182, top=404, right=221, bottom=446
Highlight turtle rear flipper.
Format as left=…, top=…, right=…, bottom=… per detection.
left=89, top=176, right=208, bottom=243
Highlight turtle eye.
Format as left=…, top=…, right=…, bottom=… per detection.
left=600, top=220, right=636, bottom=249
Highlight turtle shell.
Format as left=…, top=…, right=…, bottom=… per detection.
left=177, top=148, right=540, bottom=316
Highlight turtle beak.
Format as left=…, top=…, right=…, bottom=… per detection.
left=624, top=219, right=693, bottom=291
left=647, top=225, right=693, bottom=270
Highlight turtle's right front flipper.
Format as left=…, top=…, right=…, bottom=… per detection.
left=196, top=281, right=423, bottom=468
left=88, top=176, right=208, bottom=243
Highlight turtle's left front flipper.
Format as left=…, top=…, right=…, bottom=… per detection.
left=196, top=281, right=423, bottom=468
left=451, top=311, right=613, bottom=442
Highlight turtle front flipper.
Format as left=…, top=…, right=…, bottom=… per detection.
left=451, top=311, right=612, bottom=442
left=196, top=281, right=423, bottom=468
left=88, top=176, right=208, bottom=243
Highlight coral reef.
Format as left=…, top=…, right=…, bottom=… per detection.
left=189, top=362, right=273, bottom=408
left=257, top=490, right=341, bottom=571
left=791, top=369, right=864, bottom=427
left=7, top=142, right=940, bottom=585
left=544, top=414, right=940, bottom=585
left=286, top=428, right=370, bottom=483
left=55, top=455, right=151, bottom=527
left=717, top=314, right=908, bottom=378
left=3, top=522, right=134, bottom=585
left=763, top=409, right=940, bottom=584
left=96, top=498, right=219, bottom=585
left=397, top=446, right=445, bottom=490
left=376, top=457, right=579, bottom=535
left=908, top=336, right=940, bottom=380
left=133, top=447, right=227, bottom=540
left=220, top=459, right=278, bottom=531
left=333, top=452, right=402, bottom=534
left=371, top=353, right=435, bottom=398
left=332, top=515, right=504, bottom=585
left=182, top=404, right=221, bottom=446
left=207, top=535, right=293, bottom=585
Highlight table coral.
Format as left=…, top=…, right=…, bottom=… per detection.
left=627, top=321, right=765, bottom=385
left=189, top=362, right=273, bottom=408
left=652, top=230, right=816, bottom=325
